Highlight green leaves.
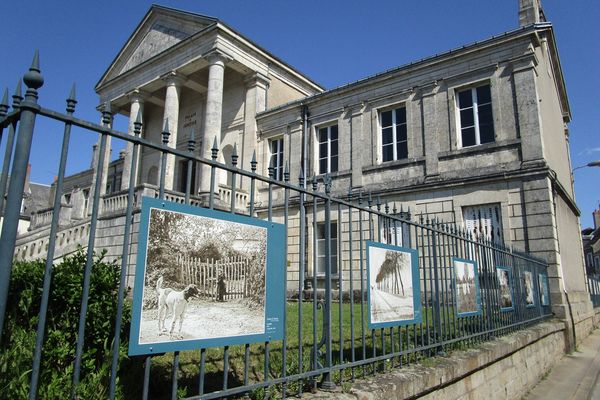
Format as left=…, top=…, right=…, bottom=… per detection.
left=0, top=251, right=131, bottom=399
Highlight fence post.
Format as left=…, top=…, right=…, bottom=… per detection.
left=321, top=174, right=335, bottom=390
left=0, top=52, right=43, bottom=339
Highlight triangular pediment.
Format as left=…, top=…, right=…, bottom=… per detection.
left=97, top=5, right=217, bottom=89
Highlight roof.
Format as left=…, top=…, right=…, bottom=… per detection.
left=257, top=22, right=570, bottom=121
left=96, top=5, right=324, bottom=93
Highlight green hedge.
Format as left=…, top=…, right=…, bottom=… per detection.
left=0, top=251, right=132, bottom=399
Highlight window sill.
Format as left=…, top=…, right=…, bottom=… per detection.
left=438, top=138, right=521, bottom=160
left=315, top=170, right=352, bottom=180
left=363, top=157, right=425, bottom=173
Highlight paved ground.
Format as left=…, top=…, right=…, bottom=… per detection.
left=526, top=328, right=600, bottom=400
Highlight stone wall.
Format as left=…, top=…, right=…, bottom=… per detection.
left=304, top=321, right=568, bottom=400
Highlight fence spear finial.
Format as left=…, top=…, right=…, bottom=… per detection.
left=0, top=88, right=8, bottom=117
left=211, top=136, right=219, bottom=160
left=250, top=150, right=257, bottom=173
left=23, top=50, right=44, bottom=91
left=66, top=83, right=77, bottom=114
left=12, top=79, right=23, bottom=110
left=232, top=143, right=238, bottom=167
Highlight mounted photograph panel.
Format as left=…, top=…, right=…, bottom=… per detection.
left=496, top=266, right=514, bottom=311
left=538, top=273, right=550, bottom=306
left=366, top=241, right=421, bottom=329
left=452, top=258, right=482, bottom=317
left=523, top=270, right=536, bottom=308
left=129, top=197, right=286, bottom=356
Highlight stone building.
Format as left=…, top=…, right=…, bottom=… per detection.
left=14, top=0, right=593, bottom=336
left=582, top=209, right=600, bottom=276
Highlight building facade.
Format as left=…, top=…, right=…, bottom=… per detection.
left=14, top=0, right=592, bottom=334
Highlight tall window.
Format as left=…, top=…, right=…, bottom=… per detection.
left=380, top=106, right=408, bottom=162
left=457, top=84, right=494, bottom=147
left=463, top=204, right=503, bottom=243
left=316, top=222, right=338, bottom=275
left=269, top=138, right=284, bottom=181
left=317, top=125, right=338, bottom=174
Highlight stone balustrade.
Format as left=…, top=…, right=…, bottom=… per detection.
left=218, top=185, right=249, bottom=211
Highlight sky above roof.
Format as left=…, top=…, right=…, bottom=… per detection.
left=0, top=0, right=599, bottom=227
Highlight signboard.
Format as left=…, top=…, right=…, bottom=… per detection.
left=538, top=273, right=550, bottom=306
left=366, top=241, right=421, bottom=329
left=129, top=197, right=286, bottom=356
left=496, top=266, right=514, bottom=311
left=452, top=258, right=482, bottom=317
left=523, top=270, right=536, bottom=308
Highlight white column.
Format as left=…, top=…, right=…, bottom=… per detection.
left=88, top=104, right=112, bottom=215
left=121, top=89, right=146, bottom=190
left=241, top=72, right=269, bottom=190
left=199, top=49, right=232, bottom=194
left=161, top=71, right=185, bottom=191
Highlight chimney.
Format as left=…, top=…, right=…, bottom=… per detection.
left=519, top=0, right=545, bottom=26
left=594, top=209, right=600, bottom=230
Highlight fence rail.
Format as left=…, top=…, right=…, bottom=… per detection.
left=0, top=55, right=554, bottom=400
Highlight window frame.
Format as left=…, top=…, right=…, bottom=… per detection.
left=268, top=137, right=284, bottom=181
left=315, top=221, right=338, bottom=276
left=456, top=83, right=495, bottom=148
left=315, top=123, right=339, bottom=175
left=462, top=203, right=504, bottom=243
left=378, top=105, right=408, bottom=163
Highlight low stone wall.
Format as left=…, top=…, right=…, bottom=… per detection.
left=304, top=321, right=566, bottom=400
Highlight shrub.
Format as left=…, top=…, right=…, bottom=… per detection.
left=0, top=251, right=131, bottom=399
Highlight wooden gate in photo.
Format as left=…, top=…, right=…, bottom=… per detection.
left=177, top=255, right=249, bottom=301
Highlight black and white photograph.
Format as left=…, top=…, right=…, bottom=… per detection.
left=138, top=207, right=268, bottom=345
left=524, top=271, right=535, bottom=307
left=497, top=267, right=514, bottom=310
left=453, top=259, right=479, bottom=315
left=539, top=274, right=550, bottom=306
left=368, top=245, right=415, bottom=324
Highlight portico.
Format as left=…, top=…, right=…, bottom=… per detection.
left=93, top=5, right=322, bottom=200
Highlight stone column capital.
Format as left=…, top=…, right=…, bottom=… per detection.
left=127, top=88, right=150, bottom=103
left=161, top=71, right=187, bottom=87
left=244, top=72, right=270, bottom=89
left=203, top=48, right=233, bottom=66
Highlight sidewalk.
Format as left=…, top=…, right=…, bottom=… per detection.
left=525, top=328, right=600, bottom=400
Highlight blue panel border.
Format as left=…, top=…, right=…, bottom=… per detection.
left=366, top=241, right=422, bottom=330
left=128, top=197, right=286, bottom=356
left=496, top=266, right=515, bottom=312
left=451, top=257, right=482, bottom=318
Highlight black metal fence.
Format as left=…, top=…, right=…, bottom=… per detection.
left=589, top=276, right=600, bottom=308
left=0, top=56, right=552, bottom=400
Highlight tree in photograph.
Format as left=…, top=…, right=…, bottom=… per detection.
left=376, top=251, right=408, bottom=296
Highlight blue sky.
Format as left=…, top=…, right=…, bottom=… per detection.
left=1, top=1, right=599, bottom=227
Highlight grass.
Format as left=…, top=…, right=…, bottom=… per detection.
left=137, top=300, right=504, bottom=399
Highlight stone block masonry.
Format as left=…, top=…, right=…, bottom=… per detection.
left=302, top=321, right=566, bottom=400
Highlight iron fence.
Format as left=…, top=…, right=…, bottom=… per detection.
left=0, top=55, right=553, bottom=400
left=589, top=276, right=600, bottom=308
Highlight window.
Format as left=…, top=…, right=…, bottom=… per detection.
left=316, top=222, right=338, bottom=275
left=380, top=214, right=409, bottom=246
left=178, top=159, right=197, bottom=193
left=463, top=204, right=503, bottom=243
left=457, top=84, right=494, bottom=147
left=317, top=125, right=338, bottom=174
left=380, top=107, right=407, bottom=162
left=269, top=138, right=284, bottom=181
